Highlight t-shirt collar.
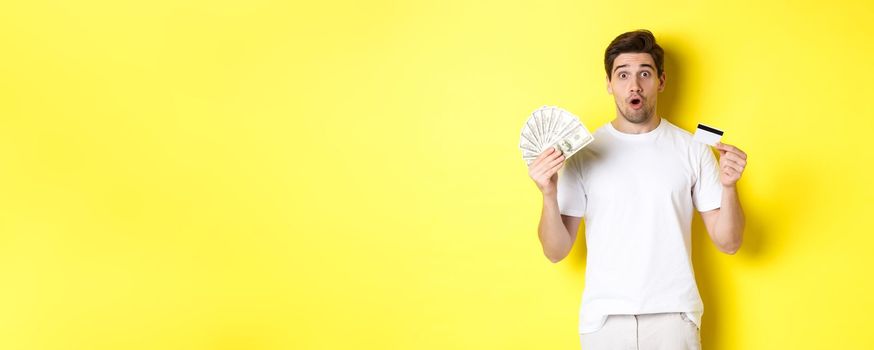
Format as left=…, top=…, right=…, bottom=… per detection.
left=606, top=117, right=666, bottom=141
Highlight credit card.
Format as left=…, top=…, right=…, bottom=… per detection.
left=693, top=123, right=724, bottom=146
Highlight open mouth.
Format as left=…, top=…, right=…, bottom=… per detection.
left=630, top=98, right=642, bottom=109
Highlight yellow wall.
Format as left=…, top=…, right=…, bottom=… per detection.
left=1, top=0, right=872, bottom=349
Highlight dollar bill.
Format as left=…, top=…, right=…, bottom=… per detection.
left=545, top=124, right=593, bottom=159
left=519, top=105, right=594, bottom=166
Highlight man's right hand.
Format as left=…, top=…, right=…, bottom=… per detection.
left=528, top=146, right=565, bottom=197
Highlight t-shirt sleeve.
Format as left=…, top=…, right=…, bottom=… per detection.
left=693, top=145, right=723, bottom=212
left=556, top=153, right=586, bottom=218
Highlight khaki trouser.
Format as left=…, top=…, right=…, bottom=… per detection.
left=579, top=312, right=701, bottom=350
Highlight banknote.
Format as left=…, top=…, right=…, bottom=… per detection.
left=546, top=124, right=592, bottom=158
left=519, top=106, right=594, bottom=166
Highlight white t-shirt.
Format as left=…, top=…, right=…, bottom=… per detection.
left=556, top=117, right=723, bottom=334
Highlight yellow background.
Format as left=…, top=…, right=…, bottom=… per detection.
left=1, top=0, right=872, bottom=349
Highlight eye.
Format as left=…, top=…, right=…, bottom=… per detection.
left=618, top=72, right=628, bottom=79
left=641, top=71, right=650, bottom=78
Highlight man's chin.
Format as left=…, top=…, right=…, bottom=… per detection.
left=623, top=110, right=651, bottom=124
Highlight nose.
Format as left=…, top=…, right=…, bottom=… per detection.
left=629, top=76, right=642, bottom=93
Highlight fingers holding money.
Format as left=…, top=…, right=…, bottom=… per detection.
left=544, top=150, right=566, bottom=173
left=544, top=155, right=565, bottom=177
left=532, top=146, right=556, bottom=164
left=528, top=146, right=565, bottom=189
left=531, top=147, right=564, bottom=170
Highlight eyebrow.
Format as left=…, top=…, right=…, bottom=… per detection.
left=613, top=63, right=656, bottom=74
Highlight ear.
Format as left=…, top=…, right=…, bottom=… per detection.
left=658, top=71, right=666, bottom=92
left=606, top=76, right=613, bottom=95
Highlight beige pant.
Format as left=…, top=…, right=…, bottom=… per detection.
left=579, top=312, right=701, bottom=350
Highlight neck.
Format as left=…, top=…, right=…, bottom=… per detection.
left=611, top=114, right=661, bottom=134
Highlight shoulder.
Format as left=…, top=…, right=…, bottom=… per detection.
left=658, top=120, right=715, bottom=169
left=662, top=119, right=693, bottom=141
left=662, top=119, right=709, bottom=155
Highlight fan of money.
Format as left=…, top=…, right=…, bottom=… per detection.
left=519, top=105, right=594, bottom=166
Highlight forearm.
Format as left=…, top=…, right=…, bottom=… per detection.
left=714, top=185, right=745, bottom=254
left=539, top=194, right=573, bottom=262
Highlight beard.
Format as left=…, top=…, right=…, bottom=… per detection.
left=617, top=100, right=654, bottom=124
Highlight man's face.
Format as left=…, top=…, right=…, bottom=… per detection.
left=606, top=53, right=665, bottom=124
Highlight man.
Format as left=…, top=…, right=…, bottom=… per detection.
left=527, top=30, right=748, bottom=349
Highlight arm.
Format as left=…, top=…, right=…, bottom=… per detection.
left=700, top=142, right=748, bottom=255
left=539, top=196, right=582, bottom=263
left=528, top=147, right=582, bottom=263
left=700, top=186, right=744, bottom=254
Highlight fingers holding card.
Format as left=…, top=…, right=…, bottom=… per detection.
left=691, top=122, right=747, bottom=186
left=716, top=143, right=747, bottom=187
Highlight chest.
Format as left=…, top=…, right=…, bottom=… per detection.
left=582, top=145, right=694, bottom=202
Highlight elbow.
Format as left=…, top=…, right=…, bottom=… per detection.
left=719, top=240, right=742, bottom=255
left=545, top=251, right=567, bottom=263
left=721, top=247, right=739, bottom=255
left=714, top=227, right=744, bottom=255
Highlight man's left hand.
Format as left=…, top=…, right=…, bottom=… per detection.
left=714, top=142, right=747, bottom=188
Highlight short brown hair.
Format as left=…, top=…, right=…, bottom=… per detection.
left=604, top=29, right=664, bottom=80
